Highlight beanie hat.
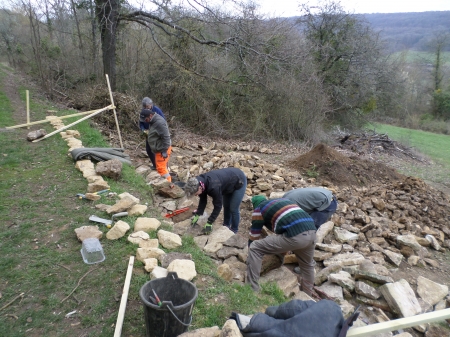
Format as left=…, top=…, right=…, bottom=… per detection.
left=139, top=108, right=155, bottom=122
left=184, top=177, right=199, bottom=196
left=251, top=195, right=267, bottom=209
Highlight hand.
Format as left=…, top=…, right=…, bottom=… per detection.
left=191, top=215, right=200, bottom=226
left=161, top=151, right=168, bottom=159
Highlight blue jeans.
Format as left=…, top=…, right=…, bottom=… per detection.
left=223, top=177, right=247, bottom=233
left=310, top=198, right=338, bottom=229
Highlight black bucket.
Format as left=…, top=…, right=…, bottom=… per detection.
left=139, top=272, right=198, bottom=337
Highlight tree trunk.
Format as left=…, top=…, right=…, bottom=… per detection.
left=95, top=0, right=120, bottom=90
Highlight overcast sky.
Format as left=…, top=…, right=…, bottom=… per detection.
left=257, top=0, right=450, bottom=17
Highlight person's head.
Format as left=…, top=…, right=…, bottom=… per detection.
left=251, top=195, right=267, bottom=209
left=184, top=177, right=203, bottom=196
left=142, top=97, right=153, bottom=109
left=139, top=108, right=155, bottom=123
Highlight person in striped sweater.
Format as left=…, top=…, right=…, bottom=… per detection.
left=246, top=195, right=317, bottom=295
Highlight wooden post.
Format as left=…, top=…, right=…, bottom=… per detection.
left=113, top=256, right=134, bottom=337
left=6, top=105, right=113, bottom=129
left=26, top=90, right=30, bottom=129
left=105, top=74, right=124, bottom=149
left=347, top=308, right=450, bottom=337
left=32, top=106, right=111, bottom=143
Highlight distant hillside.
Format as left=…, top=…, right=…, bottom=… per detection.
left=361, top=11, right=450, bottom=52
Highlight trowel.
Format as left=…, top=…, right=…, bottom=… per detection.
left=89, top=212, right=128, bottom=228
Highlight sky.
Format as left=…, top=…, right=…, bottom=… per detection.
left=257, top=0, right=450, bottom=17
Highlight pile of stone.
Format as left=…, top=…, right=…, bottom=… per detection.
left=137, top=142, right=450, bottom=336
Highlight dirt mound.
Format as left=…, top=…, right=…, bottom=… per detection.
left=287, top=143, right=405, bottom=187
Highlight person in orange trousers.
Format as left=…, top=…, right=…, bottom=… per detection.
left=140, top=109, right=172, bottom=182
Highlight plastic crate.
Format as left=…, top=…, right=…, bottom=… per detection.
left=80, top=238, right=105, bottom=264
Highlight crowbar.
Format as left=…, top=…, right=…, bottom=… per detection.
left=164, top=207, right=190, bottom=218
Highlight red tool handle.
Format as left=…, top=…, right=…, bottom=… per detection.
left=164, top=207, right=190, bottom=218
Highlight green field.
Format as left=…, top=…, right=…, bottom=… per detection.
left=392, top=50, right=450, bottom=65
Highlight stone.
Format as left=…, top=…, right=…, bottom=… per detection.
left=128, top=204, right=148, bottom=216
left=223, top=235, right=247, bottom=249
left=293, top=291, right=314, bottom=302
left=416, top=276, right=449, bottom=306
left=328, top=271, right=355, bottom=292
left=354, top=270, right=394, bottom=284
left=379, top=279, right=421, bottom=317
left=128, top=231, right=150, bottom=245
left=220, top=319, right=242, bottom=337
left=424, top=324, right=450, bottom=337
left=27, top=129, right=46, bottom=141
left=434, top=300, right=447, bottom=311
left=217, top=247, right=241, bottom=260
left=158, top=185, right=185, bottom=198
left=315, top=243, right=342, bottom=253
left=203, top=227, right=235, bottom=254
left=316, top=221, right=335, bottom=244
left=339, top=300, right=355, bottom=318
left=136, top=247, right=166, bottom=262
left=167, top=259, right=196, bottom=281
left=161, top=200, right=177, bottom=211
left=74, top=225, right=102, bottom=241
left=397, top=234, right=422, bottom=251
left=139, top=238, right=159, bottom=249
left=157, top=230, right=182, bottom=249
left=425, top=235, right=442, bottom=251
left=95, top=159, right=122, bottom=180
left=150, top=266, right=168, bottom=279
left=323, top=252, right=365, bottom=267
left=178, top=326, right=220, bottom=337
left=159, top=252, right=192, bottom=268
left=86, top=180, right=110, bottom=193
left=218, top=264, right=233, bottom=282
left=383, top=250, right=403, bottom=266
left=314, top=250, right=333, bottom=261
left=260, top=266, right=299, bottom=298
left=106, top=220, right=130, bottom=240
left=315, top=264, right=341, bottom=286
left=134, top=217, right=161, bottom=232
left=407, top=255, right=420, bottom=266
left=359, top=260, right=377, bottom=274
left=143, top=258, right=158, bottom=272
left=316, top=281, right=344, bottom=300
left=355, top=281, right=381, bottom=300
left=334, top=227, right=358, bottom=243
left=106, top=196, right=136, bottom=214
left=193, top=236, right=209, bottom=250
left=355, top=295, right=392, bottom=313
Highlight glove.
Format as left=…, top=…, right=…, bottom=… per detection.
left=202, top=223, right=213, bottom=234
left=191, top=215, right=200, bottom=226
left=161, top=151, right=168, bottom=159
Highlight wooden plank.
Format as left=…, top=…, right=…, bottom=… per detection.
left=26, top=90, right=30, bottom=129
left=105, top=74, right=124, bottom=149
left=5, top=105, right=114, bottom=129
left=32, top=106, right=111, bottom=143
left=113, top=256, right=135, bottom=337
left=347, top=308, right=450, bottom=337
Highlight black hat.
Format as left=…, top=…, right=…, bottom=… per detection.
left=139, top=108, right=155, bottom=122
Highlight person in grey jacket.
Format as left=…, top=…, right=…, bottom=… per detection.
left=283, top=187, right=338, bottom=275
left=283, top=187, right=337, bottom=229
left=141, top=109, right=172, bottom=181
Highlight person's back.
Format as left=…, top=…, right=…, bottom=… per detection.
left=283, top=187, right=333, bottom=213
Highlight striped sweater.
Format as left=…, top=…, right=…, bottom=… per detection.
left=250, top=198, right=316, bottom=239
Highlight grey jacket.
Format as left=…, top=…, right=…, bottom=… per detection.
left=283, top=187, right=333, bottom=213
left=147, top=114, right=171, bottom=153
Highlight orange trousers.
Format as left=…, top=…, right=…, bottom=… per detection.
left=156, top=146, right=172, bottom=181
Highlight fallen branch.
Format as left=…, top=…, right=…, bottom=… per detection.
left=57, top=264, right=72, bottom=272
left=0, top=292, right=25, bottom=311
left=61, top=268, right=99, bottom=303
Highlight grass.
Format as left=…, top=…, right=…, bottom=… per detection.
left=371, top=123, right=450, bottom=185
left=0, top=65, right=285, bottom=336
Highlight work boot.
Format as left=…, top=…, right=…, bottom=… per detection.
left=294, top=266, right=301, bottom=274
left=202, top=224, right=213, bottom=234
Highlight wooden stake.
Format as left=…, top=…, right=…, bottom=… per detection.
left=114, top=256, right=135, bottom=337
left=6, top=105, right=114, bottom=129
left=105, top=74, right=124, bottom=149
left=32, top=106, right=112, bottom=143
left=347, top=308, right=450, bottom=337
left=0, top=292, right=25, bottom=311
left=26, top=90, right=30, bottom=129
